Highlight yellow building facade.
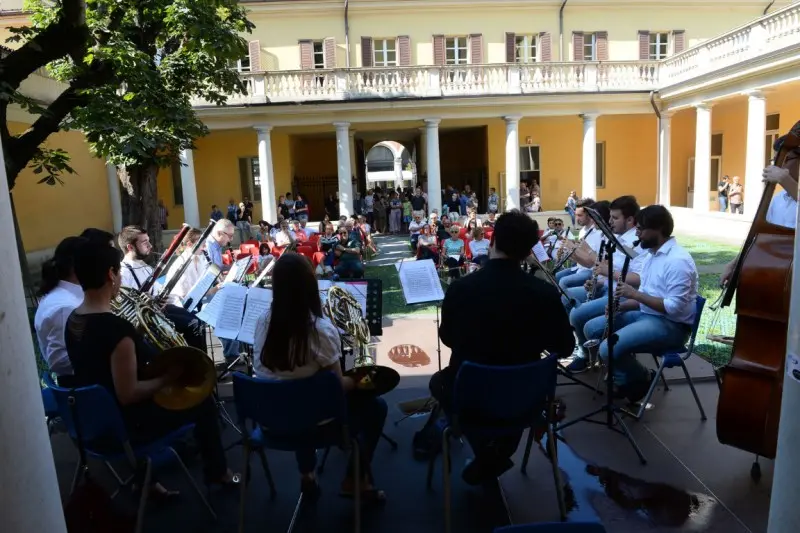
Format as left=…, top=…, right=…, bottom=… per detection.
left=2, top=0, right=800, bottom=252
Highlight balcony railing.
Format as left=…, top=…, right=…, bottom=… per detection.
left=659, top=2, right=800, bottom=87
left=193, top=2, right=799, bottom=108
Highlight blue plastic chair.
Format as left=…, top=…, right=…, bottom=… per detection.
left=495, top=522, right=607, bottom=532
left=427, top=355, right=566, bottom=533
left=232, top=371, right=361, bottom=533
left=48, top=383, right=216, bottom=533
left=629, top=295, right=708, bottom=420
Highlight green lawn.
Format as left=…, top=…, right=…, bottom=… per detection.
left=676, top=236, right=740, bottom=266
left=364, top=264, right=444, bottom=317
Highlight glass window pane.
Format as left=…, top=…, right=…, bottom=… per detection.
left=386, top=39, right=396, bottom=53
left=386, top=50, right=396, bottom=63
left=446, top=38, right=455, bottom=48
left=595, top=142, right=605, bottom=187
left=711, top=133, right=723, bottom=156
left=766, top=113, right=780, bottom=131
left=446, top=48, right=455, bottom=61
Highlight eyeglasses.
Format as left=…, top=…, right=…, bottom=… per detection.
left=224, top=231, right=235, bottom=238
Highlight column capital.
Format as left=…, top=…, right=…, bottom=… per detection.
left=423, top=118, right=441, bottom=127
left=694, top=102, right=713, bottom=111
left=743, top=89, right=766, bottom=99
left=503, top=115, right=522, bottom=123
left=659, top=110, right=675, bottom=120
left=253, top=124, right=273, bottom=134
left=333, top=121, right=351, bottom=129
left=580, top=113, right=600, bottom=122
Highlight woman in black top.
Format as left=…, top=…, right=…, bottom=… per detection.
left=64, top=239, right=238, bottom=488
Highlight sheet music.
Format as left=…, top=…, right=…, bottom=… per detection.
left=532, top=241, right=550, bottom=263
left=196, top=284, right=227, bottom=328
left=397, top=259, right=444, bottom=304
left=183, top=264, right=220, bottom=312
left=236, top=288, right=273, bottom=345
left=212, top=284, right=248, bottom=340
left=224, top=256, right=252, bottom=284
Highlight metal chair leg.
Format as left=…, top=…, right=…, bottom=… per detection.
left=442, top=427, right=453, bottom=533
left=426, top=443, right=437, bottom=489
left=520, top=428, right=535, bottom=475
left=169, top=447, right=217, bottom=520
left=256, top=448, right=277, bottom=499
left=318, top=446, right=331, bottom=474
left=134, top=459, right=153, bottom=533
left=69, top=462, right=84, bottom=496
left=353, top=439, right=361, bottom=533
left=546, top=424, right=567, bottom=521
left=682, top=361, right=707, bottom=420
left=633, top=361, right=665, bottom=420
left=238, top=444, right=251, bottom=533
left=652, top=354, right=670, bottom=391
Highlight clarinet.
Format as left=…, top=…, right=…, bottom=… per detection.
left=584, top=251, right=634, bottom=349
left=586, top=241, right=607, bottom=301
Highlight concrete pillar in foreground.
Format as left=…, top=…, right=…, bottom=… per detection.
left=692, top=104, right=713, bottom=212
left=334, top=122, right=354, bottom=217
left=424, top=118, right=442, bottom=215
left=658, top=113, right=673, bottom=206
left=744, top=91, right=767, bottom=219
left=255, top=125, right=277, bottom=223
left=105, top=163, right=123, bottom=232
left=179, top=149, right=201, bottom=227
left=504, top=115, right=521, bottom=211
left=581, top=113, right=599, bottom=201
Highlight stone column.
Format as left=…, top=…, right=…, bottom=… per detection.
left=424, top=119, right=442, bottom=215
left=255, top=126, right=277, bottom=223
left=658, top=113, right=673, bottom=206
left=105, top=163, right=123, bottom=232
left=334, top=122, right=354, bottom=217
left=0, top=139, right=68, bottom=533
left=581, top=114, right=599, bottom=200
left=179, top=149, right=201, bottom=227
left=504, top=115, right=521, bottom=211
left=419, top=127, right=428, bottom=181
left=744, top=91, right=767, bottom=219
left=349, top=130, right=357, bottom=196
left=692, top=104, right=713, bottom=212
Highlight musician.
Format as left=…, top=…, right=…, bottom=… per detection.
left=253, top=253, right=387, bottom=502
left=34, top=237, right=84, bottom=378
left=555, top=199, right=604, bottom=291
left=205, top=219, right=235, bottom=271
left=583, top=205, right=698, bottom=402
left=164, top=229, right=216, bottom=308
left=118, top=226, right=206, bottom=352
left=79, top=227, right=115, bottom=247
left=720, top=126, right=800, bottom=286
left=65, top=239, right=239, bottom=490
left=428, top=210, right=575, bottom=484
left=565, top=195, right=643, bottom=373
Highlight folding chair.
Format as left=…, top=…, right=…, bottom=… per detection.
left=49, top=384, right=215, bottom=533
left=627, top=295, right=708, bottom=420
left=232, top=371, right=362, bottom=533
left=426, top=356, right=567, bottom=533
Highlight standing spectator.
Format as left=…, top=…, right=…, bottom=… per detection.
left=295, top=193, right=309, bottom=223
left=325, top=193, right=338, bottom=219
left=210, top=204, right=223, bottom=221
left=729, top=176, right=744, bottom=214
left=718, top=175, right=730, bottom=212
left=284, top=192, right=296, bottom=219
left=158, top=199, right=169, bottom=230
left=487, top=187, right=499, bottom=214
left=237, top=201, right=252, bottom=241
left=411, top=187, right=426, bottom=214
left=226, top=198, right=238, bottom=223
left=565, top=191, right=577, bottom=225
left=278, top=195, right=290, bottom=219
left=402, top=194, right=412, bottom=232
left=364, top=189, right=375, bottom=226
left=389, top=191, right=402, bottom=234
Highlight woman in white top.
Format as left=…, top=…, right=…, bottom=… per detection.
left=253, top=253, right=388, bottom=502
left=468, top=227, right=490, bottom=268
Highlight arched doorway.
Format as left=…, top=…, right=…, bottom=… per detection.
left=365, top=141, right=416, bottom=191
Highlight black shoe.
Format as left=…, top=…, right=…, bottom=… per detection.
left=462, top=456, right=514, bottom=486
left=626, top=370, right=657, bottom=404
left=301, top=478, right=321, bottom=503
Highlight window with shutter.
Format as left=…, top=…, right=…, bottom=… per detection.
left=513, top=35, right=537, bottom=63
left=445, top=37, right=469, bottom=65
left=299, top=40, right=314, bottom=70
left=397, top=35, right=411, bottom=66
left=171, top=161, right=183, bottom=206
left=638, top=31, right=649, bottom=60
left=505, top=32, right=515, bottom=63
left=323, top=37, right=336, bottom=68
left=238, top=157, right=262, bottom=202
left=539, top=32, right=552, bottom=62
left=572, top=32, right=584, bottom=61
left=373, top=38, right=397, bottom=67
left=649, top=32, right=669, bottom=60
left=596, top=32, right=608, bottom=61
left=433, top=35, right=445, bottom=65
left=469, top=34, right=483, bottom=64
left=248, top=40, right=261, bottom=72
left=313, top=41, right=325, bottom=68
left=673, top=30, right=686, bottom=53
left=361, top=37, right=373, bottom=67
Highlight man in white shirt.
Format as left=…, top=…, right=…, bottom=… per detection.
left=556, top=199, right=606, bottom=292
left=408, top=211, right=426, bottom=249
left=584, top=205, right=698, bottom=403
left=565, top=196, right=643, bottom=373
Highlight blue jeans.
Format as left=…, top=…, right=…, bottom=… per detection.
left=295, top=396, right=388, bottom=476
left=555, top=266, right=577, bottom=283
left=335, top=260, right=364, bottom=279
left=718, top=197, right=728, bottom=212
left=561, top=284, right=597, bottom=310
left=568, top=290, right=609, bottom=357
left=558, top=269, right=591, bottom=293
left=221, top=338, right=240, bottom=359
left=583, top=311, right=691, bottom=385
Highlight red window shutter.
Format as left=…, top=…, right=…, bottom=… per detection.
left=433, top=35, right=445, bottom=65
left=469, top=34, right=483, bottom=64
left=573, top=32, right=584, bottom=61
left=248, top=40, right=261, bottom=71
left=323, top=36, right=336, bottom=68
left=398, top=35, right=411, bottom=66
left=539, top=32, right=552, bottom=62
left=361, top=37, right=373, bottom=67
left=505, top=32, right=516, bottom=63
left=299, top=40, right=314, bottom=69
left=638, top=31, right=650, bottom=60
left=596, top=31, right=608, bottom=61
left=673, top=30, right=686, bottom=53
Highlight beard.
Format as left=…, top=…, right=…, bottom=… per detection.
left=134, top=248, right=150, bottom=261
left=639, top=236, right=659, bottom=250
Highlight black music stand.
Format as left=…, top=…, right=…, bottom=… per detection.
left=555, top=207, right=647, bottom=464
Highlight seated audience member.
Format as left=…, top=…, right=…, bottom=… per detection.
left=334, top=220, right=364, bottom=280
left=583, top=205, right=698, bottom=402
left=317, top=223, right=339, bottom=276
left=443, top=226, right=466, bottom=280
left=256, top=221, right=272, bottom=242
left=482, top=212, right=497, bottom=228
left=318, top=214, right=332, bottom=235
left=65, top=239, right=238, bottom=490
left=258, top=242, right=275, bottom=271
left=254, top=253, right=388, bottom=501
left=409, top=211, right=425, bottom=249
left=468, top=227, right=490, bottom=268
left=299, top=219, right=317, bottom=239
left=35, top=237, right=85, bottom=379
left=464, top=209, right=482, bottom=232
left=291, top=220, right=309, bottom=244
left=426, top=210, right=574, bottom=484
left=436, top=216, right=453, bottom=242
left=416, top=225, right=438, bottom=261
left=274, top=220, right=296, bottom=248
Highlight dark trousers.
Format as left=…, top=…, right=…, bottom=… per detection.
left=295, top=395, right=388, bottom=478
left=428, top=369, right=523, bottom=465
left=418, top=246, right=438, bottom=261
left=123, top=396, right=227, bottom=481
left=445, top=257, right=464, bottom=278
left=163, top=305, right=207, bottom=353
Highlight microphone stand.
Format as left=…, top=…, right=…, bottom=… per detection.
left=555, top=208, right=647, bottom=465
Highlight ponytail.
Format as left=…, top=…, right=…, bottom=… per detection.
left=39, top=258, right=60, bottom=296
left=38, top=236, right=86, bottom=296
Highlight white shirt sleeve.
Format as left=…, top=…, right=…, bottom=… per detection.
left=314, top=317, right=343, bottom=369
left=660, top=258, right=696, bottom=319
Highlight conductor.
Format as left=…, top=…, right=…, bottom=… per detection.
left=428, top=210, right=575, bottom=485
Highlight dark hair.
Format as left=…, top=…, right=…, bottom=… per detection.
left=40, top=237, right=85, bottom=296
left=609, top=195, right=640, bottom=220
left=80, top=228, right=115, bottom=246
left=591, top=200, right=611, bottom=225
left=73, top=240, right=122, bottom=291
left=259, top=253, right=322, bottom=372
left=492, top=210, right=539, bottom=261
left=636, top=205, right=674, bottom=238
left=576, top=198, right=595, bottom=210
left=118, top=225, right=145, bottom=251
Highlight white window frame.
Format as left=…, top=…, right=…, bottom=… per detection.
left=373, top=38, right=397, bottom=67
left=583, top=33, right=597, bottom=61
left=232, top=57, right=251, bottom=73
left=766, top=113, right=781, bottom=167
left=445, top=36, right=469, bottom=65
left=239, top=156, right=261, bottom=202
left=649, top=32, right=670, bottom=60
left=514, top=35, right=538, bottom=63
left=312, top=41, right=325, bottom=69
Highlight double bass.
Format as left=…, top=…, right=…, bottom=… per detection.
left=716, top=122, right=800, bottom=467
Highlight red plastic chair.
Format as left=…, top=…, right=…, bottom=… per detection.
left=240, top=243, right=258, bottom=255
left=308, top=233, right=321, bottom=247
left=483, top=229, right=494, bottom=241
left=312, top=252, right=326, bottom=268
left=296, top=246, right=314, bottom=262
left=243, top=239, right=259, bottom=247
left=458, top=227, right=468, bottom=240
left=246, top=248, right=260, bottom=274
left=222, top=250, right=233, bottom=266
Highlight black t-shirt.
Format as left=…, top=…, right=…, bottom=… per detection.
left=718, top=181, right=729, bottom=197
left=65, top=312, right=152, bottom=402
left=445, top=198, right=460, bottom=213
left=411, top=195, right=426, bottom=211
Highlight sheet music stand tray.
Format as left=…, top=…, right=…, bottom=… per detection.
left=363, top=278, right=384, bottom=336
left=556, top=207, right=647, bottom=464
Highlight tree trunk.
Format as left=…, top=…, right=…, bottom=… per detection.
left=10, top=192, right=38, bottom=305
left=119, top=164, right=163, bottom=253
